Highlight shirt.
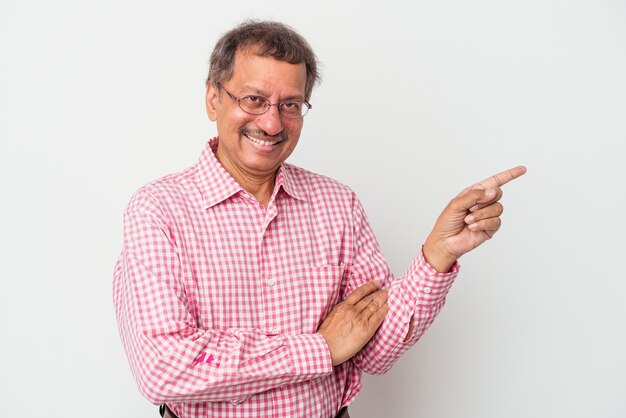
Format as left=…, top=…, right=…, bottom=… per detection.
left=113, top=138, right=459, bottom=418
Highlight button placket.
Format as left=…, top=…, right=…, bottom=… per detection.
left=259, top=208, right=282, bottom=337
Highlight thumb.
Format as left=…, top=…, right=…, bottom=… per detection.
left=451, top=188, right=499, bottom=213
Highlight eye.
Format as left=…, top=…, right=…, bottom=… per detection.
left=241, top=96, right=266, bottom=109
left=281, top=101, right=302, bottom=113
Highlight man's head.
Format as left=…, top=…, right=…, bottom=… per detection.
left=207, top=20, right=320, bottom=101
left=204, top=21, right=320, bottom=191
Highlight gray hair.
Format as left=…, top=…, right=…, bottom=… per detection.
left=207, top=20, right=320, bottom=100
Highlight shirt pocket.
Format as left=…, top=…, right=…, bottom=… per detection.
left=276, top=264, right=345, bottom=334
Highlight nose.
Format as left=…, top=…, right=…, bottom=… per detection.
left=255, top=105, right=283, bottom=137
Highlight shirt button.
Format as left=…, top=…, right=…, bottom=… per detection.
left=422, top=287, right=432, bottom=294
left=267, top=277, right=276, bottom=287
left=272, top=327, right=278, bottom=334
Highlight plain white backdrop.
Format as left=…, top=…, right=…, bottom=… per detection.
left=1, top=0, right=625, bottom=417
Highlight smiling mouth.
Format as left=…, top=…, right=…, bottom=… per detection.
left=243, top=133, right=284, bottom=147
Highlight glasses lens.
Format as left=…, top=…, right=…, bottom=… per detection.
left=239, top=96, right=269, bottom=114
left=281, top=102, right=310, bottom=119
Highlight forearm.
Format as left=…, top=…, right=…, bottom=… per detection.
left=122, top=326, right=332, bottom=404
left=352, top=249, right=459, bottom=374
left=114, top=255, right=332, bottom=404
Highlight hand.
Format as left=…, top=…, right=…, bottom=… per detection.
left=423, top=166, right=527, bottom=272
left=317, top=281, right=389, bottom=366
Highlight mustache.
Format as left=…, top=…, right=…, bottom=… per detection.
left=239, top=127, right=288, bottom=141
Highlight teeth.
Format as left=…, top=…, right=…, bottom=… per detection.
left=245, top=135, right=280, bottom=146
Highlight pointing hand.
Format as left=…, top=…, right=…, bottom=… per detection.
left=423, top=166, right=527, bottom=272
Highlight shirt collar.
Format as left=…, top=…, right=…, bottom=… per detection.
left=197, top=137, right=308, bottom=209
left=276, top=164, right=308, bottom=202
left=197, top=138, right=242, bottom=209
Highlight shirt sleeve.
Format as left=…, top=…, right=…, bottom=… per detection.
left=112, top=187, right=332, bottom=404
left=346, top=194, right=460, bottom=375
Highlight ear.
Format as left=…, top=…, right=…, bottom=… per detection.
left=205, top=83, right=219, bottom=121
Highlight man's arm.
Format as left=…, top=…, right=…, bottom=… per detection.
left=337, top=197, right=458, bottom=373
left=317, top=166, right=526, bottom=372
left=113, top=188, right=333, bottom=404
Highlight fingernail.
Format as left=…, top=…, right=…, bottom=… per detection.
left=468, top=223, right=479, bottom=230
left=485, top=188, right=496, bottom=197
left=465, top=214, right=475, bottom=224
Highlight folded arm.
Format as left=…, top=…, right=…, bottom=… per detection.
left=113, top=189, right=332, bottom=404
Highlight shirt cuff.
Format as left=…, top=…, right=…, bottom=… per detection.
left=404, top=249, right=460, bottom=304
left=284, top=333, right=333, bottom=378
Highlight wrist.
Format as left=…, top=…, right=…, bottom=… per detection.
left=423, top=239, right=457, bottom=273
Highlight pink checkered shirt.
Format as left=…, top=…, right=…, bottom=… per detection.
left=113, top=138, right=459, bottom=418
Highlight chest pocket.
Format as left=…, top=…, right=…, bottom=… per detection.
left=272, top=264, right=345, bottom=334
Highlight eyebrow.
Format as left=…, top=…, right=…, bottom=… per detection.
left=239, top=85, right=305, bottom=101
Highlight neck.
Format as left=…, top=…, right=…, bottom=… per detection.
left=215, top=149, right=277, bottom=208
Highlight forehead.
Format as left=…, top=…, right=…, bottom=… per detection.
left=229, top=48, right=307, bottom=97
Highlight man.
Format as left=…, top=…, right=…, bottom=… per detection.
left=113, top=20, right=525, bottom=418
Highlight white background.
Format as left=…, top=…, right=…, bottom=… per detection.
left=1, top=1, right=625, bottom=417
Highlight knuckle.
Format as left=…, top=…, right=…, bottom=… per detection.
left=452, top=196, right=472, bottom=211
left=375, top=292, right=388, bottom=303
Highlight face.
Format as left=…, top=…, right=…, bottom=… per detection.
left=205, top=49, right=307, bottom=184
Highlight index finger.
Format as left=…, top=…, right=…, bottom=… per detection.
left=344, top=280, right=381, bottom=306
left=474, top=165, right=527, bottom=189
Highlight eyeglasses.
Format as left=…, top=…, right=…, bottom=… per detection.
left=217, top=82, right=312, bottom=119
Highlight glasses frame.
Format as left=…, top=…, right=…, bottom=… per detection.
left=216, top=82, right=312, bottom=119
